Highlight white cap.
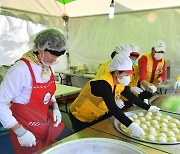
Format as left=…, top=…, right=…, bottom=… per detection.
left=129, top=43, right=140, bottom=56
left=114, top=44, right=132, bottom=56
left=153, top=40, right=166, bottom=52
left=108, top=54, right=133, bottom=74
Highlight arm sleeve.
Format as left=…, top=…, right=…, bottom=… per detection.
left=121, top=86, right=150, bottom=110
left=0, top=62, right=27, bottom=128
left=90, top=80, right=132, bottom=127
left=158, top=60, right=166, bottom=81
left=138, top=56, right=148, bottom=81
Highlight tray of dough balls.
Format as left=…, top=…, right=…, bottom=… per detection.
left=114, top=110, right=180, bottom=145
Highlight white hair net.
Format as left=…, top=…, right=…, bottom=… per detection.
left=114, top=44, right=132, bottom=56
left=33, top=28, right=67, bottom=53
left=108, top=53, right=133, bottom=71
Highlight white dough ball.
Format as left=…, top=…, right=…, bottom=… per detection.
left=165, top=115, right=171, bottom=120
left=157, top=137, right=166, bottom=143
left=132, top=114, right=138, bottom=119
left=168, top=137, right=177, bottom=142
left=148, top=127, right=156, bottom=132
left=149, top=130, right=157, bottom=136
left=137, top=112, right=144, bottom=117
left=172, top=128, right=179, bottom=134
left=147, top=135, right=155, bottom=141
left=146, top=111, right=153, bottom=116
left=139, top=117, right=146, bottom=122
left=134, top=119, right=140, bottom=124
left=151, top=120, right=158, bottom=125
left=169, top=123, right=176, bottom=129
left=140, top=124, right=147, bottom=130
left=154, top=116, right=161, bottom=121
left=144, top=121, right=151, bottom=126
left=173, top=119, right=180, bottom=125
left=166, top=131, right=175, bottom=137
left=160, top=123, right=167, bottom=128
left=155, top=112, right=162, bottom=116
left=161, top=118, right=168, bottom=123
left=159, top=133, right=167, bottom=138
left=161, top=127, right=168, bottom=133
left=145, top=115, right=151, bottom=120
left=154, top=124, right=160, bottom=129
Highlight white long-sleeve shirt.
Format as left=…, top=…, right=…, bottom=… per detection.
left=0, top=60, right=56, bottom=128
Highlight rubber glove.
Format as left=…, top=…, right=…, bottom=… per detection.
left=149, top=85, right=157, bottom=93
left=114, top=96, right=125, bottom=109
left=128, top=123, right=145, bottom=137
left=141, top=80, right=157, bottom=93
left=140, top=80, right=151, bottom=91
left=144, top=99, right=149, bottom=105
left=148, top=106, right=160, bottom=113
left=14, top=125, right=36, bottom=147
left=130, top=86, right=144, bottom=94
left=174, top=80, right=180, bottom=89
left=158, top=77, right=163, bottom=85
left=53, top=102, right=62, bottom=127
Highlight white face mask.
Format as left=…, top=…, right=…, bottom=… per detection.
left=117, top=76, right=130, bottom=86
left=154, top=53, right=164, bottom=60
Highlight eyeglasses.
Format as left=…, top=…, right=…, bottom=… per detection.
left=45, top=48, right=66, bottom=57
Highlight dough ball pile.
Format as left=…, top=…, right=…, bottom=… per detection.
left=120, top=111, right=180, bottom=143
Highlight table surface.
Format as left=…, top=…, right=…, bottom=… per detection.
left=56, top=69, right=96, bottom=79
left=54, top=82, right=81, bottom=98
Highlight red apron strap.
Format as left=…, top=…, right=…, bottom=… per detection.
left=20, top=58, right=36, bottom=83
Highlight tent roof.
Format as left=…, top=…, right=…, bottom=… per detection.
left=1, top=0, right=180, bottom=18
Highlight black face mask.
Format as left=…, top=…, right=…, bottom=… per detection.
left=45, top=48, right=66, bottom=57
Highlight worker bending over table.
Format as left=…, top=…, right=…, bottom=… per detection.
left=138, top=40, right=166, bottom=100
left=0, top=28, right=72, bottom=154
left=69, top=53, right=160, bottom=138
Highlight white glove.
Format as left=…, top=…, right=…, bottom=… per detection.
left=144, top=99, right=149, bottom=105
left=128, top=123, right=145, bottom=137
left=148, top=106, right=160, bottom=113
left=140, top=80, right=156, bottom=93
left=116, top=99, right=125, bottom=109
left=53, top=109, right=62, bottom=127
left=149, top=85, right=157, bottom=93
left=53, top=102, right=62, bottom=127
left=131, top=86, right=144, bottom=94
left=174, top=80, right=180, bottom=89
left=14, top=126, right=36, bottom=147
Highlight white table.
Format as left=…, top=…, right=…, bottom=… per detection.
left=56, top=70, right=96, bottom=85
left=55, top=82, right=81, bottom=113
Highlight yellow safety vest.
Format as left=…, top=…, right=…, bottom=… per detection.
left=95, top=60, right=111, bottom=79
left=145, top=53, right=165, bottom=85
left=70, top=72, right=124, bottom=122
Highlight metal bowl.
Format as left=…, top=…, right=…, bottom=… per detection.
left=114, top=110, right=180, bottom=145
left=42, top=138, right=147, bottom=154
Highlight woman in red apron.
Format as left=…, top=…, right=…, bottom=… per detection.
left=0, top=29, right=73, bottom=154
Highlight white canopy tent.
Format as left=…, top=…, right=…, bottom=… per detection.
left=1, top=0, right=180, bottom=82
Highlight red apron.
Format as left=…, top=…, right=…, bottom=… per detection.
left=9, top=58, right=64, bottom=154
